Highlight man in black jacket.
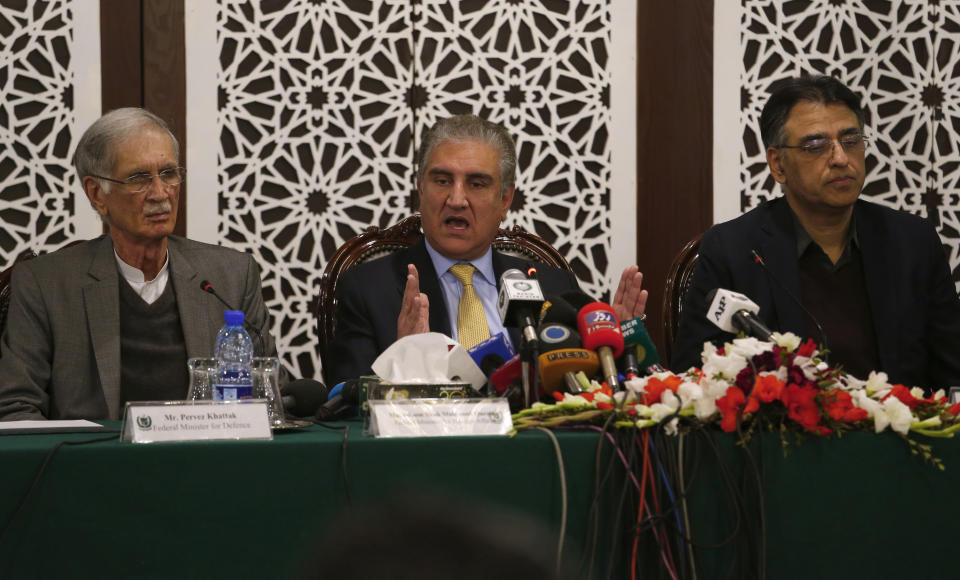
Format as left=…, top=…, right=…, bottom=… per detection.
left=672, top=76, right=960, bottom=390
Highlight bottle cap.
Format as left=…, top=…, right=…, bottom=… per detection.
left=223, top=310, right=245, bottom=326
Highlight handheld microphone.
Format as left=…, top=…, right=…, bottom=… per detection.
left=489, top=354, right=524, bottom=397
left=537, top=348, right=600, bottom=392
left=567, top=294, right=624, bottom=391
left=497, top=268, right=545, bottom=349
left=467, top=333, right=516, bottom=377
left=315, top=379, right=362, bottom=421
left=706, top=288, right=774, bottom=341
left=280, top=379, right=328, bottom=418
left=751, top=250, right=829, bottom=357
left=620, top=316, right=661, bottom=370
left=200, top=279, right=266, bottom=356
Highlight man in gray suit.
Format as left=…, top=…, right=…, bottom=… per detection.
left=0, top=108, right=278, bottom=420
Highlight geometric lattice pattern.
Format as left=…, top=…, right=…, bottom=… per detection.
left=0, top=0, right=78, bottom=268
left=740, top=1, right=960, bottom=287
left=216, top=0, right=613, bottom=379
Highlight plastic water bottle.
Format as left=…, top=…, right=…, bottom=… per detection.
left=213, top=310, right=254, bottom=400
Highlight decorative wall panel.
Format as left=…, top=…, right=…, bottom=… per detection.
left=210, top=0, right=616, bottom=380
left=0, top=0, right=78, bottom=265
left=734, top=1, right=960, bottom=282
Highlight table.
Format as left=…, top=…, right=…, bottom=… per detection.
left=2, top=422, right=959, bottom=579
left=0, top=422, right=619, bottom=579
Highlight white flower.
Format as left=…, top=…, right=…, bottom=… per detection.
left=693, top=397, right=718, bottom=420
left=882, top=396, right=913, bottom=435
left=865, top=371, right=891, bottom=395
left=910, top=387, right=926, bottom=400
left=933, top=389, right=946, bottom=401
left=650, top=402, right=676, bottom=423
left=727, top=337, right=775, bottom=359
left=771, top=331, right=801, bottom=351
left=701, top=348, right=748, bottom=381
left=677, top=381, right=703, bottom=407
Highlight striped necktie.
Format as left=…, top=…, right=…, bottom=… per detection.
left=449, top=263, right=491, bottom=349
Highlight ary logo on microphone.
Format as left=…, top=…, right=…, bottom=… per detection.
left=585, top=310, right=618, bottom=332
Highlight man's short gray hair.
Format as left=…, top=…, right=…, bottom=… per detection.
left=417, top=114, right=516, bottom=196
left=72, top=107, right=179, bottom=186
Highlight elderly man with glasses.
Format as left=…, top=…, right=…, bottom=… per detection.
left=0, top=108, right=279, bottom=420
left=671, top=75, right=960, bottom=391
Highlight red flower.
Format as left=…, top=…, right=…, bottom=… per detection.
left=596, top=402, right=614, bottom=410
left=949, top=403, right=960, bottom=417
left=783, top=384, right=824, bottom=433
left=552, top=392, right=565, bottom=402
left=753, top=374, right=785, bottom=403
left=797, top=338, right=817, bottom=358
left=822, top=389, right=867, bottom=423
left=885, top=385, right=920, bottom=409
left=642, top=375, right=682, bottom=405
left=716, top=386, right=746, bottom=432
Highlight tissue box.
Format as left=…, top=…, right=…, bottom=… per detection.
left=359, top=379, right=473, bottom=416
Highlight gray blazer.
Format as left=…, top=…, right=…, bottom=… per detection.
left=0, top=235, right=277, bottom=420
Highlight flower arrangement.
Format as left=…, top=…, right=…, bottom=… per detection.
left=512, top=333, right=960, bottom=468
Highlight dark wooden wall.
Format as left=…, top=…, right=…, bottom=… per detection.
left=99, top=0, right=187, bottom=237
left=636, top=1, right=714, bottom=363
left=97, top=1, right=716, bottom=362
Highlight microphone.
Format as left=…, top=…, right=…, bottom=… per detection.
left=467, top=333, right=516, bottom=378
left=538, top=322, right=581, bottom=350
left=200, top=279, right=266, bottom=357
left=537, top=348, right=600, bottom=392
left=751, top=250, right=829, bottom=357
left=280, top=379, right=328, bottom=418
left=315, top=379, right=362, bottom=421
left=620, top=316, right=664, bottom=374
left=706, top=288, right=774, bottom=341
left=497, top=268, right=545, bottom=349
left=489, top=354, right=524, bottom=397
left=565, top=292, right=624, bottom=391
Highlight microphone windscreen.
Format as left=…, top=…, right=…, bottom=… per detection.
left=537, top=323, right=581, bottom=350
left=561, top=291, right=597, bottom=312
left=576, top=302, right=625, bottom=357
left=540, top=294, right=579, bottom=327
left=280, top=379, right=329, bottom=417
left=467, top=333, right=516, bottom=376
left=537, top=348, right=600, bottom=392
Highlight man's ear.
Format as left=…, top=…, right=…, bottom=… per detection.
left=499, top=184, right=515, bottom=220
left=82, top=176, right=109, bottom=216
left=766, top=146, right=787, bottom=184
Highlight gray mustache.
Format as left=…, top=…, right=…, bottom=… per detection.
left=143, top=201, right=172, bottom=216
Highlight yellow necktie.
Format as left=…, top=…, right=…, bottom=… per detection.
left=450, top=264, right=491, bottom=349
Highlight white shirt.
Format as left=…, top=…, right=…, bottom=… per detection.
left=114, top=250, right=170, bottom=305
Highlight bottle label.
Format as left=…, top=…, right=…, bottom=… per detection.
left=213, top=369, right=253, bottom=401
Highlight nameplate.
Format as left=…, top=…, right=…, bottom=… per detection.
left=368, top=398, right=512, bottom=438
left=121, top=400, right=273, bottom=443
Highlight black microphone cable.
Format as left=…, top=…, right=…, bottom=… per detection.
left=200, top=279, right=266, bottom=357
left=750, top=250, right=830, bottom=362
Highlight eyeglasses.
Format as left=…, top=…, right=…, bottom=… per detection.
left=91, top=167, right=186, bottom=193
left=776, top=134, right=867, bottom=158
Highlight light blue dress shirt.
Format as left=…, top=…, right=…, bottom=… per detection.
left=423, top=239, right=511, bottom=347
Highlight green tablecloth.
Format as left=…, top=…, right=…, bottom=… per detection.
left=0, top=423, right=615, bottom=579
left=1, top=422, right=959, bottom=579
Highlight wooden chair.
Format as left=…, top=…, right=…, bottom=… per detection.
left=661, top=233, right=702, bottom=366
left=315, top=214, right=572, bottom=372
left=0, top=249, right=39, bottom=336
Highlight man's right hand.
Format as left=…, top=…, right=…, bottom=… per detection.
left=397, top=264, right=430, bottom=339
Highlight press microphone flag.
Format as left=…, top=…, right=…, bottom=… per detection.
left=706, top=288, right=774, bottom=341
left=620, top=316, right=660, bottom=369
left=575, top=301, right=624, bottom=391
left=468, top=333, right=516, bottom=377
left=538, top=348, right=600, bottom=392
left=497, top=268, right=545, bottom=347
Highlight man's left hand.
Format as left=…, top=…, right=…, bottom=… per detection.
left=612, top=265, right=647, bottom=322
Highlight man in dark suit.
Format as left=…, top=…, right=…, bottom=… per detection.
left=325, top=114, right=647, bottom=385
left=0, top=108, right=279, bottom=420
left=672, top=76, right=960, bottom=390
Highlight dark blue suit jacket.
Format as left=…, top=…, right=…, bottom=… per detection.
left=324, top=238, right=581, bottom=385
left=671, top=197, right=960, bottom=390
